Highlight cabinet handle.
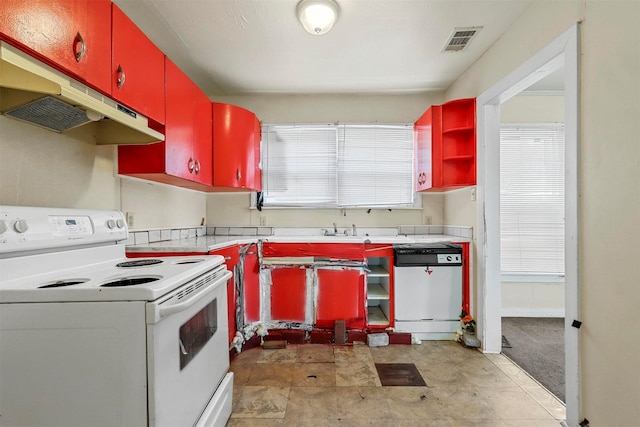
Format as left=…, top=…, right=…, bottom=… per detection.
left=188, top=158, right=195, bottom=173
left=73, top=32, right=86, bottom=62
left=194, top=160, right=201, bottom=175
left=116, top=64, right=126, bottom=89
left=236, top=168, right=241, bottom=181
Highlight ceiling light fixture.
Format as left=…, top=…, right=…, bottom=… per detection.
left=296, top=0, right=339, bottom=36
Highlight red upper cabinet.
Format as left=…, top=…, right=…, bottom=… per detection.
left=0, top=0, right=112, bottom=95
left=118, top=58, right=213, bottom=190
left=111, top=4, right=165, bottom=125
left=212, top=102, right=262, bottom=191
left=415, top=98, right=476, bottom=191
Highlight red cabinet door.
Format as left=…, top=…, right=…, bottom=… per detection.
left=316, top=268, right=366, bottom=330
left=270, top=267, right=307, bottom=322
left=165, top=58, right=195, bottom=181
left=192, top=86, right=213, bottom=186
left=111, top=3, right=165, bottom=124
left=414, top=106, right=440, bottom=191
left=0, top=0, right=112, bottom=94
left=212, top=102, right=261, bottom=191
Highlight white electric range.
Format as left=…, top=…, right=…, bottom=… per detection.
left=0, top=206, right=234, bottom=427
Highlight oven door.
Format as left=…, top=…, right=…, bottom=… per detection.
left=146, top=266, right=232, bottom=427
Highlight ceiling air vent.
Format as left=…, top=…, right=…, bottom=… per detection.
left=443, top=26, right=482, bottom=52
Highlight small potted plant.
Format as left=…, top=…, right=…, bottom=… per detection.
left=459, top=310, right=476, bottom=334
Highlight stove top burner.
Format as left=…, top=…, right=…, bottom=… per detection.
left=116, top=259, right=164, bottom=268
left=39, top=279, right=90, bottom=288
left=174, top=259, right=203, bottom=265
left=101, top=276, right=162, bottom=287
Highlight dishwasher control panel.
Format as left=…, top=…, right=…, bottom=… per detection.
left=437, top=253, right=462, bottom=264
left=394, top=243, right=463, bottom=267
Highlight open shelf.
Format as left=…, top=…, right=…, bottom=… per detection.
left=367, top=265, right=389, bottom=277
left=367, top=283, right=389, bottom=300
left=367, top=305, right=389, bottom=325
left=443, top=155, right=475, bottom=162
left=366, top=255, right=392, bottom=327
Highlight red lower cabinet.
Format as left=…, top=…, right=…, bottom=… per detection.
left=269, top=267, right=307, bottom=322
left=316, top=268, right=366, bottom=330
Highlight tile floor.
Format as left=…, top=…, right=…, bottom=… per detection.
left=227, top=341, right=566, bottom=426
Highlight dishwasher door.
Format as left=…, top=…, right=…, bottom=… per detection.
left=393, top=263, right=463, bottom=339
left=394, top=265, right=462, bottom=321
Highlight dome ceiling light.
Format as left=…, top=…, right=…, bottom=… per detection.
left=296, top=0, right=340, bottom=35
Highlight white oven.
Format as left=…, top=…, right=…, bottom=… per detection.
left=0, top=206, right=233, bottom=427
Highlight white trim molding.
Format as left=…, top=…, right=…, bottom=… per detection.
left=476, top=24, right=580, bottom=427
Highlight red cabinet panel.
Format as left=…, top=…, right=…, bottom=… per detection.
left=212, top=102, right=262, bottom=191
left=415, top=98, right=476, bottom=191
left=210, top=246, right=239, bottom=344
left=111, top=4, right=165, bottom=125
left=0, top=0, right=112, bottom=94
left=270, top=268, right=307, bottom=322
left=118, top=58, right=213, bottom=191
left=316, top=268, right=366, bottom=330
left=242, top=249, right=261, bottom=324
left=414, top=106, right=440, bottom=192
left=262, top=242, right=365, bottom=261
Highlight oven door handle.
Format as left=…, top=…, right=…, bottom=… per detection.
left=148, top=270, right=232, bottom=322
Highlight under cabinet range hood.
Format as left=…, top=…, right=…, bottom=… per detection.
left=0, top=42, right=164, bottom=145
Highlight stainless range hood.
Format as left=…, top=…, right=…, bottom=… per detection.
left=0, top=42, right=164, bottom=145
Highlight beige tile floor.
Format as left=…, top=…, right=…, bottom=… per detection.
left=227, top=341, right=566, bottom=427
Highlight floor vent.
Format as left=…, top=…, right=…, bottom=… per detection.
left=375, top=363, right=427, bottom=386
left=443, top=26, right=482, bottom=52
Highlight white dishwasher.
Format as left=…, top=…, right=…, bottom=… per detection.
left=393, top=243, right=463, bottom=340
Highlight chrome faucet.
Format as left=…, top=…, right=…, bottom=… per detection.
left=352, top=224, right=357, bottom=236
left=333, top=222, right=338, bottom=235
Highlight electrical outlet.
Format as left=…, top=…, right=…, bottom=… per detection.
left=259, top=216, right=267, bottom=226
left=470, top=187, right=476, bottom=201
left=126, top=212, right=134, bottom=227
left=424, top=215, right=432, bottom=225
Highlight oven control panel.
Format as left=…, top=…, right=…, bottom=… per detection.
left=0, top=206, right=128, bottom=254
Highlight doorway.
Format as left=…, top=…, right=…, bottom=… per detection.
left=476, top=24, right=580, bottom=426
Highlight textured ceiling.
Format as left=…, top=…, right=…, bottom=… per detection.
left=113, top=0, right=536, bottom=97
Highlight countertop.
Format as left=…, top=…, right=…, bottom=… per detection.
left=125, top=234, right=471, bottom=254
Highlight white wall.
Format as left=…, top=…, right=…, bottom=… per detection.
left=444, top=1, right=640, bottom=425
left=206, top=93, right=446, bottom=228
left=0, top=116, right=207, bottom=229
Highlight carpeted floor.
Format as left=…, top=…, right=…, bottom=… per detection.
left=501, top=317, right=565, bottom=402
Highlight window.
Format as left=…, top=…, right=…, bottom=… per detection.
left=261, top=123, right=415, bottom=208
left=500, top=124, right=565, bottom=276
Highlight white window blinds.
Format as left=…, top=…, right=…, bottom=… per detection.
left=338, top=124, right=414, bottom=207
left=500, top=124, right=565, bottom=275
left=262, top=124, right=337, bottom=206
left=261, top=123, right=415, bottom=208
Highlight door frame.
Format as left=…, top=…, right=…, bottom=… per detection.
left=475, top=24, right=580, bottom=426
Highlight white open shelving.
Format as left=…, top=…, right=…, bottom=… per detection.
left=366, top=256, right=391, bottom=326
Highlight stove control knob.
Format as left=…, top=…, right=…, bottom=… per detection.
left=14, top=219, right=29, bottom=233
left=116, top=219, right=125, bottom=229
left=106, top=219, right=117, bottom=229
left=0, top=220, right=7, bottom=235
